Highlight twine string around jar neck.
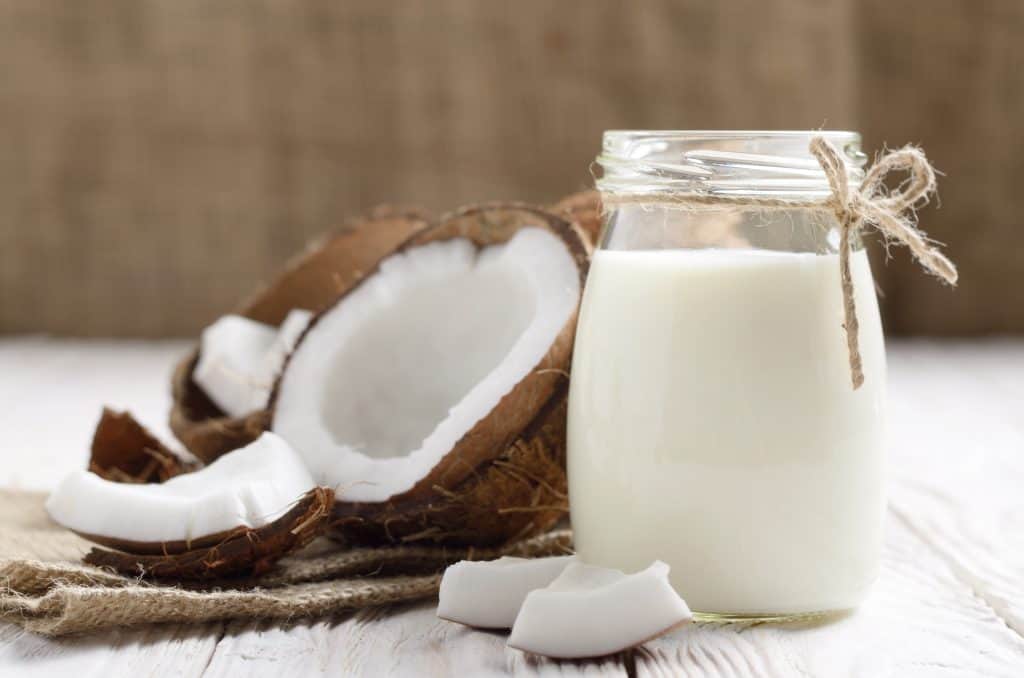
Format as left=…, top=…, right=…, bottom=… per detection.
left=599, top=136, right=958, bottom=390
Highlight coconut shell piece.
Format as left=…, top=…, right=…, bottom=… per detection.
left=296, top=203, right=590, bottom=547
left=83, top=487, right=334, bottom=580
left=552, top=190, right=603, bottom=247
left=89, top=408, right=198, bottom=484
left=170, top=206, right=429, bottom=463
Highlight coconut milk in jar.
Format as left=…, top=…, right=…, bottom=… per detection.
left=567, top=131, right=887, bottom=619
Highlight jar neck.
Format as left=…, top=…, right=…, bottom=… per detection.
left=596, top=131, right=866, bottom=200
left=601, top=203, right=863, bottom=255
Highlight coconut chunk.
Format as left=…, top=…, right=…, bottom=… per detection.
left=46, top=432, right=316, bottom=548
left=437, top=555, right=575, bottom=628
left=508, top=561, right=692, bottom=659
left=194, top=311, right=311, bottom=418
left=259, top=309, right=313, bottom=379
left=273, top=225, right=581, bottom=504
left=193, top=315, right=277, bottom=417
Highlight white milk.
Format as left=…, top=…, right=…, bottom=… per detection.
left=567, top=248, right=886, bottom=616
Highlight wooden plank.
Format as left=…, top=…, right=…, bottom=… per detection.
left=0, top=621, right=222, bottom=678
left=638, top=514, right=1024, bottom=678
left=886, top=341, right=1024, bottom=637
left=202, top=604, right=628, bottom=677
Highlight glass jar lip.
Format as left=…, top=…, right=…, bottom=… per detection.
left=597, top=130, right=865, bottom=199
left=602, top=129, right=861, bottom=141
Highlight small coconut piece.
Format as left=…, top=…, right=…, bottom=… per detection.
left=193, top=309, right=313, bottom=419
left=271, top=204, right=590, bottom=546
left=171, top=207, right=429, bottom=463
left=508, top=561, right=692, bottom=659
left=89, top=408, right=198, bottom=484
left=84, top=487, right=333, bottom=580
left=258, top=308, right=314, bottom=381
left=47, top=432, right=316, bottom=553
left=193, top=315, right=279, bottom=418
left=437, top=555, right=575, bottom=628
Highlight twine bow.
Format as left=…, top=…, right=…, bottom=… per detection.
left=599, top=136, right=958, bottom=389
left=809, top=137, right=957, bottom=388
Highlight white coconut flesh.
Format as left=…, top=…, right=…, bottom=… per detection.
left=262, top=308, right=315, bottom=378
left=46, top=432, right=316, bottom=544
left=508, top=561, right=693, bottom=659
left=194, top=310, right=313, bottom=418
left=437, top=555, right=576, bottom=629
left=273, top=227, right=581, bottom=503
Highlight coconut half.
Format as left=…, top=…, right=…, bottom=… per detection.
left=437, top=555, right=575, bottom=629
left=171, top=207, right=429, bottom=463
left=272, top=204, right=589, bottom=545
left=275, top=227, right=578, bottom=501
left=508, top=561, right=693, bottom=659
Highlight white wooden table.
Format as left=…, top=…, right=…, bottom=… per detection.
left=1, top=336, right=1022, bottom=677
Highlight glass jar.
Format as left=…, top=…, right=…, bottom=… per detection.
left=567, top=131, right=887, bottom=620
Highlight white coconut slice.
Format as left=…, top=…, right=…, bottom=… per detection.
left=437, top=555, right=576, bottom=628
left=508, top=561, right=693, bottom=659
left=46, top=432, right=315, bottom=547
left=194, top=311, right=312, bottom=418
left=273, top=224, right=582, bottom=504
left=193, top=315, right=277, bottom=417
left=259, top=308, right=313, bottom=378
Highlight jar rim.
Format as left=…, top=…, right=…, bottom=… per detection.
left=596, top=130, right=866, bottom=199
left=602, top=129, right=860, bottom=139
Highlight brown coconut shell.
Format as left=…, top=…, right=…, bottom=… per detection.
left=270, top=203, right=591, bottom=547
left=90, top=408, right=198, bottom=483
left=170, top=206, right=430, bottom=463
left=552, top=190, right=603, bottom=247
left=83, top=487, right=334, bottom=580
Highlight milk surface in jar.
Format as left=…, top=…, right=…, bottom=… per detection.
left=567, top=131, right=887, bottom=618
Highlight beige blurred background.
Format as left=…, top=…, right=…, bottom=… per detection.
left=1, top=0, right=1021, bottom=337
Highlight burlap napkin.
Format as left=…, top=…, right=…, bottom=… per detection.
left=0, top=490, right=572, bottom=636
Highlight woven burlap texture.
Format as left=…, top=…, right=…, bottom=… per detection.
left=0, top=490, right=572, bottom=636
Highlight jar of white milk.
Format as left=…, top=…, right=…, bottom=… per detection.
left=567, top=131, right=888, bottom=619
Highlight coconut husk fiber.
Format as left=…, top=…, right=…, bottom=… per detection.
left=0, top=489, right=572, bottom=637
